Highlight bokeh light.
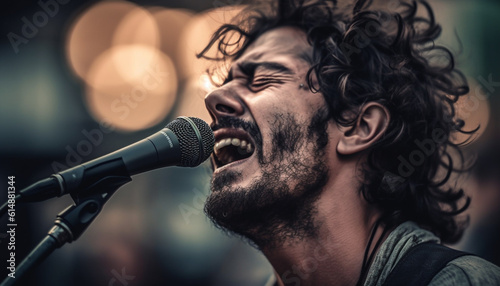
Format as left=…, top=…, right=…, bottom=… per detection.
left=66, top=0, right=180, bottom=132
left=150, top=7, right=194, bottom=81
left=112, top=5, right=159, bottom=49
left=66, top=1, right=146, bottom=81
left=177, top=6, right=244, bottom=79
left=85, top=46, right=177, bottom=131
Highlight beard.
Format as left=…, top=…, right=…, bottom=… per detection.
left=204, top=109, right=331, bottom=249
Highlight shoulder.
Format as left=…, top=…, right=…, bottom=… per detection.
left=430, top=255, right=500, bottom=286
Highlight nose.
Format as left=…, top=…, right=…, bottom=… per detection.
left=205, top=87, right=245, bottom=122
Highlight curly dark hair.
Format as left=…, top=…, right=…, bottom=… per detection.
left=198, top=0, right=474, bottom=243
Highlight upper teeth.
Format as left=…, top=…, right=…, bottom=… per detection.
left=214, top=138, right=253, bottom=154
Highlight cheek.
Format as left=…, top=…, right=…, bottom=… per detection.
left=248, top=90, right=326, bottom=142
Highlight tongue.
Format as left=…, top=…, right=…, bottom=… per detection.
left=218, top=144, right=252, bottom=165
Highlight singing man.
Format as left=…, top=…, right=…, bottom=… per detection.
left=200, top=0, right=500, bottom=285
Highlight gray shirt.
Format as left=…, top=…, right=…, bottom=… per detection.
left=364, top=221, right=500, bottom=286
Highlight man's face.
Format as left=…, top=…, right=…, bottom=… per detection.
left=204, top=27, right=333, bottom=247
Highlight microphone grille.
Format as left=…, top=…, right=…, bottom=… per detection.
left=166, top=117, right=215, bottom=167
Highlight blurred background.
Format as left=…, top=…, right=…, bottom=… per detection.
left=0, top=0, right=499, bottom=285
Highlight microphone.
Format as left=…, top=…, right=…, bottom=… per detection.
left=18, top=116, right=215, bottom=203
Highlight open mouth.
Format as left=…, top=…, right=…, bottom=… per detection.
left=213, top=130, right=255, bottom=168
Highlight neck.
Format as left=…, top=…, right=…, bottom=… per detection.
left=260, top=166, right=385, bottom=286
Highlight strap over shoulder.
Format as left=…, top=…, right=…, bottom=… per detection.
left=382, top=242, right=469, bottom=286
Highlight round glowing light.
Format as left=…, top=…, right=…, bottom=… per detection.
left=149, top=8, right=194, bottom=78
left=112, top=6, right=159, bottom=49
left=85, top=46, right=178, bottom=132
left=177, top=6, right=244, bottom=79
left=85, top=45, right=162, bottom=89
left=66, top=1, right=139, bottom=80
left=110, top=44, right=159, bottom=85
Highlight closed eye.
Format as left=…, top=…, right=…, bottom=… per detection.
left=223, top=61, right=293, bottom=89
left=249, top=77, right=283, bottom=91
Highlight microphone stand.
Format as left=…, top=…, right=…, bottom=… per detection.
left=0, top=173, right=132, bottom=286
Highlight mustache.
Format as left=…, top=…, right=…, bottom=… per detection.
left=211, top=117, right=261, bottom=140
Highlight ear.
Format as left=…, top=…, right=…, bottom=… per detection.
left=337, top=102, right=390, bottom=155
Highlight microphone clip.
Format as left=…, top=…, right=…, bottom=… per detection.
left=57, top=162, right=132, bottom=244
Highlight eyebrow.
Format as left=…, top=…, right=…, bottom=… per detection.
left=238, top=61, right=294, bottom=76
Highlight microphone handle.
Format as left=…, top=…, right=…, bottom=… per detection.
left=19, top=128, right=180, bottom=202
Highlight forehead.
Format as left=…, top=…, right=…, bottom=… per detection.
left=236, top=26, right=312, bottom=66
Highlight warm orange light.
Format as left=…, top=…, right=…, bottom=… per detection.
left=66, top=1, right=141, bottom=81
left=149, top=7, right=194, bottom=80
left=111, top=44, right=160, bottom=85
left=112, top=6, right=159, bottom=50
left=177, top=6, right=244, bottom=79
left=85, top=46, right=178, bottom=132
